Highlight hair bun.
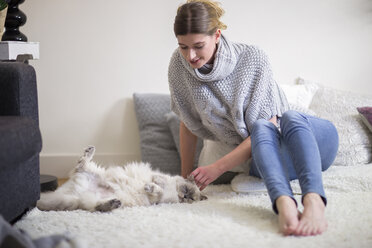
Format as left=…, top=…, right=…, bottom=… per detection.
left=174, top=0, right=227, bottom=36
left=187, top=0, right=225, bottom=18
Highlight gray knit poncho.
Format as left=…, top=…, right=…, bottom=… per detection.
left=168, top=35, right=289, bottom=145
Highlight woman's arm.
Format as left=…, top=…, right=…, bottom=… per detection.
left=191, top=116, right=277, bottom=190
left=191, top=136, right=252, bottom=190
left=179, top=121, right=198, bottom=178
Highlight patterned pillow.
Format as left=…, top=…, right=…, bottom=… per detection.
left=357, top=107, right=372, bottom=133
left=133, top=93, right=180, bottom=175
left=309, top=86, right=372, bottom=166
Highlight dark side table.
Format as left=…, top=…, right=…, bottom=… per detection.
left=40, top=174, right=58, bottom=192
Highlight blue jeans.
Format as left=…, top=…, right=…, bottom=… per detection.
left=249, top=110, right=339, bottom=213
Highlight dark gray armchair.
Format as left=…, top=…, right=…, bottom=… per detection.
left=0, top=62, right=42, bottom=223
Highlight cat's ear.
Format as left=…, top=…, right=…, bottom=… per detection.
left=186, top=175, right=195, bottom=183
left=200, top=194, right=208, bottom=201
left=178, top=184, right=189, bottom=195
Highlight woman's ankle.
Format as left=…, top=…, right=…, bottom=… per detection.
left=303, top=193, right=326, bottom=207
left=276, top=195, right=297, bottom=213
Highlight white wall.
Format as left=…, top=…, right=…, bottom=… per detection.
left=21, top=0, right=372, bottom=177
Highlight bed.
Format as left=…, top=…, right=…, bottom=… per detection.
left=13, top=78, right=372, bottom=248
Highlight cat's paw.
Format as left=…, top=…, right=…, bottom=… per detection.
left=201, top=194, right=208, bottom=201
left=152, top=175, right=166, bottom=188
left=144, top=183, right=163, bottom=196
left=108, top=199, right=122, bottom=209
left=95, top=199, right=121, bottom=212
left=84, top=146, right=95, bottom=159
left=144, top=184, right=154, bottom=193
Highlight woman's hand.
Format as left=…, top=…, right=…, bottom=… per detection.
left=190, top=133, right=256, bottom=190
left=190, top=163, right=224, bottom=190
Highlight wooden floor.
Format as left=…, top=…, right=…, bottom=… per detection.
left=57, top=178, right=68, bottom=186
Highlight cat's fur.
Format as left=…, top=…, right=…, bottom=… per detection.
left=37, top=146, right=207, bottom=212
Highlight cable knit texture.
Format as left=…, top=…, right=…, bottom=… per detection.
left=168, top=35, right=289, bottom=145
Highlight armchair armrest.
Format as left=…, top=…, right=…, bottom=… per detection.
left=0, top=62, right=39, bottom=124
left=0, top=116, right=42, bottom=167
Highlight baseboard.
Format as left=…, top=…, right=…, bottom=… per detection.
left=40, top=153, right=141, bottom=178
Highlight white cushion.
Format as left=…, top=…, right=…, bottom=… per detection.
left=230, top=174, right=267, bottom=193
left=280, top=78, right=319, bottom=109
left=198, top=140, right=250, bottom=173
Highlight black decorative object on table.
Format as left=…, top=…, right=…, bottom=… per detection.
left=1, top=0, right=27, bottom=42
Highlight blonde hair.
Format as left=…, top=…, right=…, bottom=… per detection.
left=174, top=0, right=227, bottom=36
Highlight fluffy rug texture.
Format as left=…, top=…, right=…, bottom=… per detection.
left=15, top=165, right=372, bottom=248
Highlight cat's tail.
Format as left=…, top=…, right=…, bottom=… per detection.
left=37, top=191, right=80, bottom=211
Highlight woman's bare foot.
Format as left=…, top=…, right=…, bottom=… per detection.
left=295, top=193, right=328, bottom=236
left=276, top=195, right=300, bottom=236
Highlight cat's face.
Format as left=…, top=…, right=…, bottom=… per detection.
left=177, top=177, right=208, bottom=203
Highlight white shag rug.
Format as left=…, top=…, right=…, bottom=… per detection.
left=15, top=165, right=372, bottom=248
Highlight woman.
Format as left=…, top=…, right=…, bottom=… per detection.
left=168, top=0, right=338, bottom=236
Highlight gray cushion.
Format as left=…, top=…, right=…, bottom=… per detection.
left=133, top=93, right=180, bottom=175
left=165, top=111, right=203, bottom=168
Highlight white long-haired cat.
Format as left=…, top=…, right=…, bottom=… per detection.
left=37, top=146, right=207, bottom=212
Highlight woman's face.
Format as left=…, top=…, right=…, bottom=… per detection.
left=177, top=30, right=221, bottom=69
